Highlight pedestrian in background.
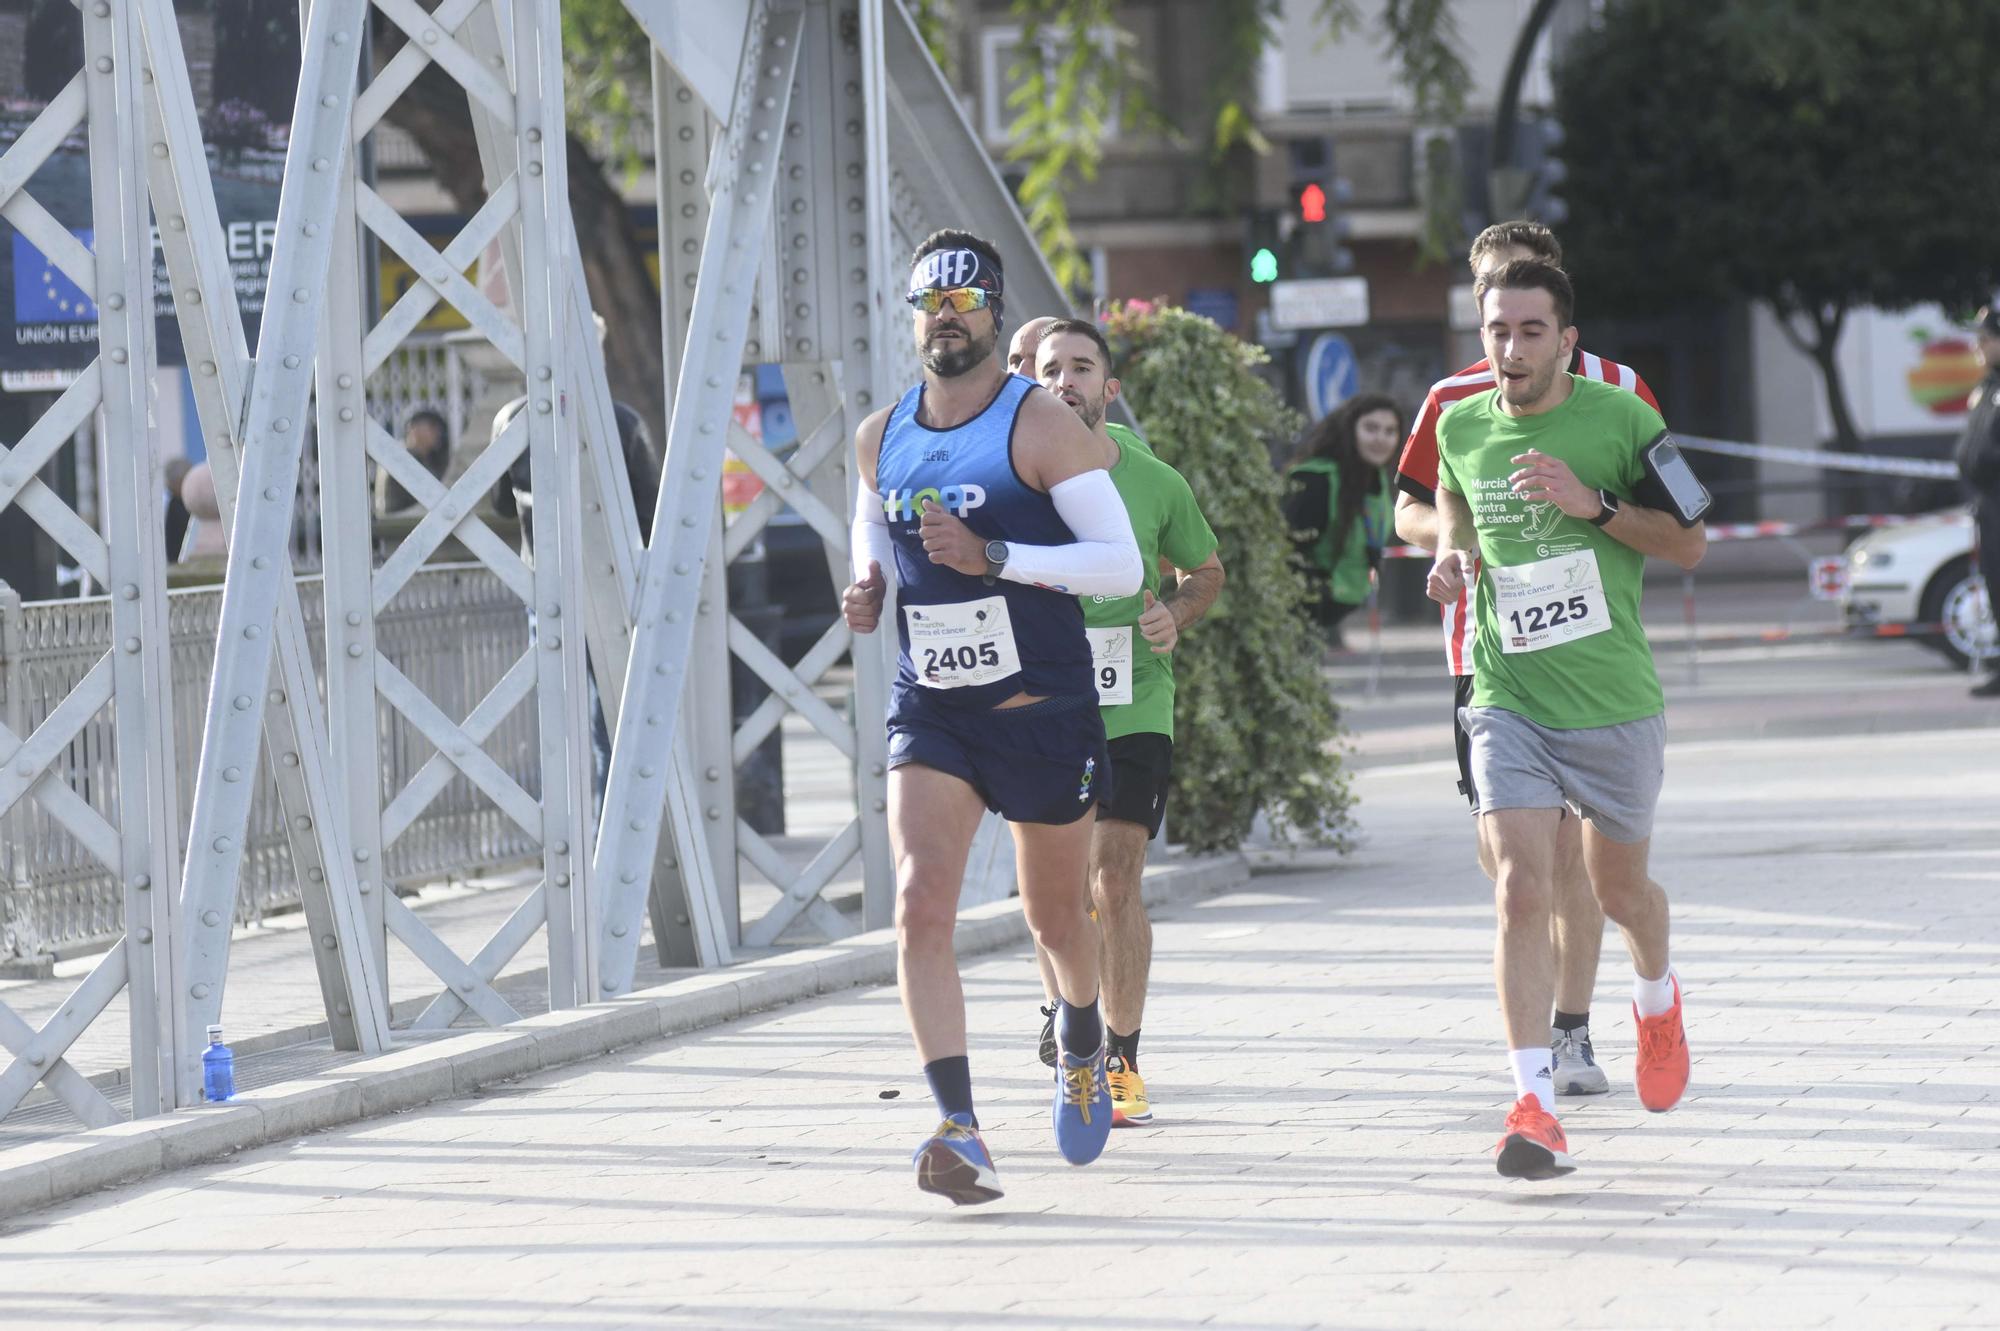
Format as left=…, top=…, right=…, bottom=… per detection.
left=375, top=408, right=452, bottom=516
left=1284, top=392, right=1403, bottom=648
left=1954, top=305, right=2000, bottom=698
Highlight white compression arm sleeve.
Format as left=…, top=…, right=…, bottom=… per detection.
left=851, top=496, right=895, bottom=583
left=999, top=469, right=1143, bottom=598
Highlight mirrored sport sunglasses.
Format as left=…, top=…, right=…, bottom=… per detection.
left=906, top=286, right=992, bottom=315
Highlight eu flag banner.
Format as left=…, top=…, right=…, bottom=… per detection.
left=11, top=230, right=96, bottom=325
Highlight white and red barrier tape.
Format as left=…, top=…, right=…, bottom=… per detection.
left=1380, top=508, right=1967, bottom=560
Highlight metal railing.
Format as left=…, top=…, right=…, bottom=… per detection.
left=0, top=564, right=538, bottom=968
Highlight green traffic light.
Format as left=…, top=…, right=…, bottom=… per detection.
left=1250, top=247, right=1278, bottom=283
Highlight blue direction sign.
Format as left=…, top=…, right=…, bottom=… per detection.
left=1303, top=332, right=1358, bottom=420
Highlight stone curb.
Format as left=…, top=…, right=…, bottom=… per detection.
left=0, top=852, right=1248, bottom=1220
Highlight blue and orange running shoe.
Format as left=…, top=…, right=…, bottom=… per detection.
left=1053, top=1046, right=1113, bottom=1165
left=913, top=1114, right=1002, bottom=1205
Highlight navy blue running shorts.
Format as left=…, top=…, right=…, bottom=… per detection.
left=886, top=689, right=1110, bottom=826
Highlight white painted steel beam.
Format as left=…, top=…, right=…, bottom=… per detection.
left=177, top=0, right=383, bottom=1059
left=137, top=0, right=389, bottom=1072
left=83, top=1, right=183, bottom=1117
left=594, top=1, right=804, bottom=995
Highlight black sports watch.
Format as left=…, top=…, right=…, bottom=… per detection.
left=1587, top=490, right=1619, bottom=527
left=982, top=539, right=1009, bottom=585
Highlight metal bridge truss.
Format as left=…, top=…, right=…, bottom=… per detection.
left=0, top=0, right=1068, bottom=1125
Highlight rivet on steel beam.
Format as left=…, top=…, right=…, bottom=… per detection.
left=691, top=467, right=707, bottom=480
left=357, top=880, right=370, bottom=894
left=283, top=354, right=300, bottom=368
left=336, top=1003, right=350, bottom=1017
left=528, top=162, right=542, bottom=177
left=552, top=840, right=569, bottom=856
left=337, top=374, right=354, bottom=389
left=92, top=1, right=108, bottom=15
left=151, top=144, right=168, bottom=160
left=273, top=418, right=290, bottom=432
left=545, top=634, right=561, bottom=649
left=212, top=836, right=232, bottom=852
left=345, top=611, right=362, bottom=626
left=191, top=983, right=210, bottom=999
left=554, top=873, right=570, bottom=887
left=293, top=288, right=309, bottom=303
left=535, top=399, right=552, bottom=414
left=647, top=712, right=663, bottom=724
left=332, top=30, right=349, bottom=45
left=610, top=923, right=627, bottom=938
left=282, top=752, right=299, bottom=766
left=674, top=562, right=690, bottom=575
left=110, top=348, right=127, bottom=364
left=244, top=624, right=260, bottom=640
left=706, top=807, right=721, bottom=821
left=354, top=848, right=371, bottom=862
left=339, top=408, right=354, bottom=422
left=232, top=694, right=252, bottom=711
left=639, top=765, right=656, bottom=779
left=202, top=910, right=221, bottom=927
left=705, top=767, right=721, bottom=782
left=200, top=361, right=216, bottom=376
left=224, top=765, right=241, bottom=782
left=262, top=486, right=279, bottom=500
left=29, top=1052, right=45, bottom=1067
left=132, top=873, right=151, bottom=890
left=321, top=94, right=336, bottom=108
left=105, top=293, right=124, bottom=310
left=269, top=689, right=284, bottom=705
left=620, top=870, right=638, bottom=884
left=294, top=815, right=310, bottom=831
left=346, top=643, right=363, bottom=658
left=136, top=928, right=152, bottom=944
left=307, top=868, right=323, bottom=883
left=323, top=936, right=338, bottom=950
left=422, top=28, right=439, bottom=43
left=602, top=979, right=616, bottom=993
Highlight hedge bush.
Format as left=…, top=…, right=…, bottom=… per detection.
left=1102, top=300, right=1354, bottom=851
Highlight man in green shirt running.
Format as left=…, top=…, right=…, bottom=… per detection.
left=1014, top=317, right=1224, bottom=1127
left=1430, top=260, right=1702, bottom=1181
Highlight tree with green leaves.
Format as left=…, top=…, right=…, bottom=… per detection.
left=1554, top=0, right=2000, bottom=450
left=1101, top=301, right=1353, bottom=851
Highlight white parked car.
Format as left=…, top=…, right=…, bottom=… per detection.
left=1840, top=508, right=1994, bottom=666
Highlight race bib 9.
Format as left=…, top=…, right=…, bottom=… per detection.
left=1491, top=549, right=1613, bottom=654
left=905, top=596, right=1021, bottom=688
left=1086, top=626, right=1134, bottom=705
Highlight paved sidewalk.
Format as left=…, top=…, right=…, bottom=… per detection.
left=0, top=729, right=1995, bottom=1329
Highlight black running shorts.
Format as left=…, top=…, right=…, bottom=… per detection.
left=1100, top=731, right=1173, bottom=839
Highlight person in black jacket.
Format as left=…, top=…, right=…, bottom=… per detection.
left=1954, top=305, right=2000, bottom=697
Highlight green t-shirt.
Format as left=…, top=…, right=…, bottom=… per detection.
left=1435, top=375, right=1665, bottom=729
left=1086, top=422, right=1219, bottom=741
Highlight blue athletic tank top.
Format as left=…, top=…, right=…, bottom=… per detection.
left=876, top=373, right=1093, bottom=708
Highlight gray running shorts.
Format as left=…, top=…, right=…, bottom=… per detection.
left=1456, top=704, right=1666, bottom=844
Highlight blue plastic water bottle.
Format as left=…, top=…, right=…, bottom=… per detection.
left=202, top=1024, right=235, bottom=1103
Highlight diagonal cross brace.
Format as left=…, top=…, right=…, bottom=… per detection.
left=591, top=1, right=804, bottom=996
left=176, top=0, right=381, bottom=1046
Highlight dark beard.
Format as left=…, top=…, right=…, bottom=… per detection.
left=921, top=326, right=997, bottom=378
left=1073, top=395, right=1106, bottom=429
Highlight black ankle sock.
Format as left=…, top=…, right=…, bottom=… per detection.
left=923, top=1055, right=976, bottom=1126
left=1553, top=1010, right=1590, bottom=1034
left=1107, top=1027, right=1140, bottom=1067
left=1057, top=996, right=1102, bottom=1058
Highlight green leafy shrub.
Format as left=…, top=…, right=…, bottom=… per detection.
left=1102, top=301, right=1353, bottom=851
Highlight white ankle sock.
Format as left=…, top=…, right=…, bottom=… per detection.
left=1509, top=1047, right=1555, bottom=1113
left=1634, top=966, right=1677, bottom=1018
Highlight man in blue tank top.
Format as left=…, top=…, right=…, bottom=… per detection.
left=843, top=229, right=1143, bottom=1205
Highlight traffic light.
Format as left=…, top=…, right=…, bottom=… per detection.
left=1286, top=138, right=1354, bottom=277
left=1246, top=209, right=1282, bottom=284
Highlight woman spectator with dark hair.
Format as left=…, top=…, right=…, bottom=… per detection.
left=1283, top=392, right=1404, bottom=647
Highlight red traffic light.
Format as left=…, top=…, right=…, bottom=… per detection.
left=1298, top=182, right=1327, bottom=224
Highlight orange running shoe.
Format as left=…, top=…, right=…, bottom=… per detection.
left=1634, top=973, right=1690, bottom=1112
left=1494, top=1094, right=1575, bottom=1180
